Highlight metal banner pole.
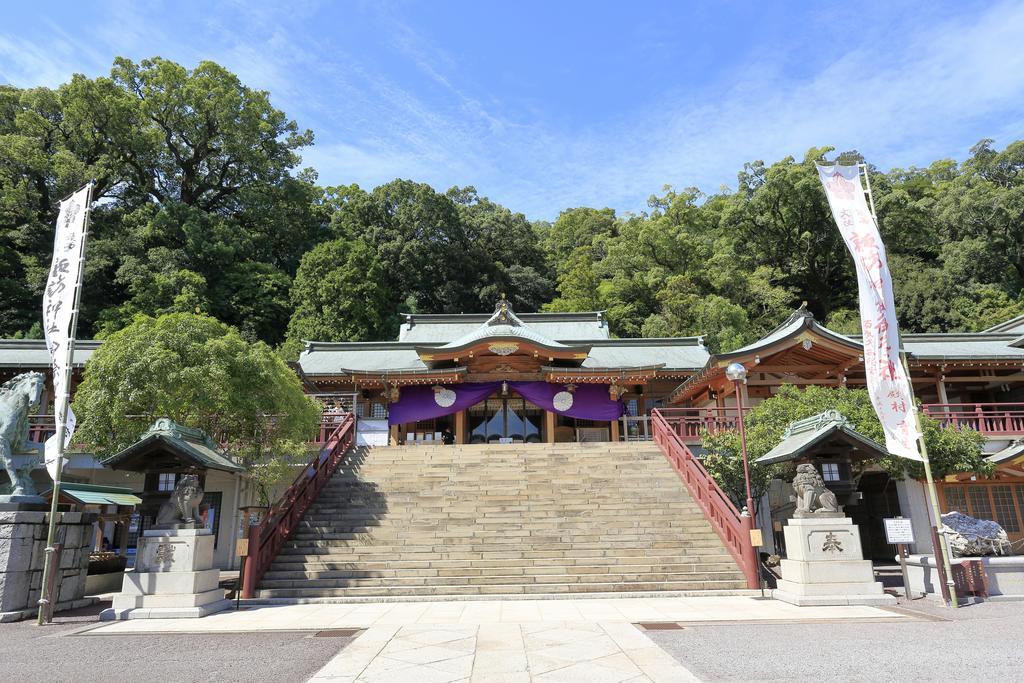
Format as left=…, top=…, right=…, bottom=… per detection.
left=37, top=180, right=94, bottom=625
left=860, top=165, right=957, bottom=608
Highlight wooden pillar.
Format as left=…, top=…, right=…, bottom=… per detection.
left=936, top=375, right=950, bottom=404
left=545, top=410, right=556, bottom=443
left=118, top=518, right=129, bottom=558
left=455, top=410, right=467, bottom=444
left=610, top=418, right=620, bottom=443
left=389, top=424, right=400, bottom=446
left=738, top=380, right=750, bottom=409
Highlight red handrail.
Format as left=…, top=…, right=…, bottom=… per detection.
left=650, top=408, right=759, bottom=589
left=922, top=403, right=1024, bottom=436
left=241, top=413, right=356, bottom=599
left=653, top=406, right=749, bottom=443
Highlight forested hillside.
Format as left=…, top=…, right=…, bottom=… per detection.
left=3, top=58, right=1022, bottom=354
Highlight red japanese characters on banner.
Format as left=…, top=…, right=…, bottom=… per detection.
left=817, top=164, right=922, bottom=461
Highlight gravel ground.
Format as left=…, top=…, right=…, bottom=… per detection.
left=0, top=603, right=351, bottom=683
left=648, top=599, right=1024, bottom=682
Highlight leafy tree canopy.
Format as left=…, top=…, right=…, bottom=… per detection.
left=71, top=313, right=321, bottom=501
left=2, top=55, right=1024, bottom=354
left=282, top=238, right=390, bottom=359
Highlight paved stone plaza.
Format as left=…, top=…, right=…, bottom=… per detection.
left=82, top=596, right=907, bottom=681
left=2, top=595, right=1023, bottom=681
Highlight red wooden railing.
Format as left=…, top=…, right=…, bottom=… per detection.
left=650, top=408, right=759, bottom=589
left=241, top=413, right=356, bottom=599
left=923, top=403, right=1024, bottom=437
left=314, top=410, right=352, bottom=444
left=654, top=406, right=749, bottom=443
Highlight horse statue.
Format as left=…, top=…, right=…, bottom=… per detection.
left=0, top=372, right=46, bottom=497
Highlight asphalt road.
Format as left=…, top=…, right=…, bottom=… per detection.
left=648, top=600, right=1024, bottom=682
left=0, top=604, right=351, bottom=683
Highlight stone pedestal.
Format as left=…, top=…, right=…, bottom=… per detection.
left=774, top=516, right=895, bottom=606
left=101, top=529, right=229, bottom=620
left=0, top=510, right=98, bottom=622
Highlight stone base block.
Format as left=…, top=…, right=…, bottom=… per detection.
left=776, top=578, right=888, bottom=597
left=779, top=558, right=876, bottom=584
left=111, top=586, right=227, bottom=611
left=119, top=568, right=219, bottom=596
left=773, top=589, right=896, bottom=607
left=135, top=530, right=214, bottom=573
left=783, top=517, right=864, bottom=562
left=100, top=598, right=231, bottom=621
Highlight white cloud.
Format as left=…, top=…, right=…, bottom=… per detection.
left=1, top=1, right=1022, bottom=220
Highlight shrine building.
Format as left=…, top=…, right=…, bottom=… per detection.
left=295, top=299, right=707, bottom=447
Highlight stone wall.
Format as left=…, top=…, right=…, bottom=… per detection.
left=0, top=511, right=98, bottom=622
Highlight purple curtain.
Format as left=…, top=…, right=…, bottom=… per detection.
left=510, top=382, right=624, bottom=421
left=388, top=382, right=500, bottom=425
left=387, top=381, right=624, bottom=425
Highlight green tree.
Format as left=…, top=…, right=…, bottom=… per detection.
left=448, top=186, right=554, bottom=311
left=0, top=57, right=321, bottom=342
left=331, top=180, right=480, bottom=318
left=283, top=238, right=390, bottom=357
left=72, top=313, right=321, bottom=502
left=700, top=385, right=991, bottom=509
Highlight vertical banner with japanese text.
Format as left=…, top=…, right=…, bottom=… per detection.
left=817, top=164, right=922, bottom=460
left=41, top=183, right=91, bottom=480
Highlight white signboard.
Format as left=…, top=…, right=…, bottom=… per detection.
left=817, top=165, right=922, bottom=461
left=883, top=517, right=915, bottom=545
left=42, top=183, right=91, bottom=480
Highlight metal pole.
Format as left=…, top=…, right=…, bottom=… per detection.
left=860, top=164, right=958, bottom=608
left=733, top=379, right=755, bottom=520
left=733, top=377, right=760, bottom=589
left=37, top=181, right=94, bottom=625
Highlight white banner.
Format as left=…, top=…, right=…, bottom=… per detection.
left=817, top=164, right=922, bottom=461
left=42, top=183, right=91, bottom=480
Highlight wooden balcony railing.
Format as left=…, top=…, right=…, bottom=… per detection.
left=650, top=409, right=759, bottom=589
left=654, top=407, right=747, bottom=443
left=922, top=403, right=1024, bottom=437
left=241, top=413, right=355, bottom=599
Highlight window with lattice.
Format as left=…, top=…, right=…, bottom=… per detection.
left=944, top=486, right=967, bottom=512
left=968, top=486, right=994, bottom=520
left=991, top=486, right=1021, bottom=533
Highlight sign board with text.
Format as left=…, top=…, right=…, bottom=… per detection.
left=883, top=517, right=915, bottom=545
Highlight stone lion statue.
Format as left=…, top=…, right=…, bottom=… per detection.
left=792, top=463, right=840, bottom=517
left=0, top=371, right=46, bottom=497
left=155, top=474, right=204, bottom=529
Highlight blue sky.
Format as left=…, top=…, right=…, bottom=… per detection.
left=2, top=1, right=1023, bottom=220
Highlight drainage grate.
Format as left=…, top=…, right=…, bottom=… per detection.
left=636, top=622, right=685, bottom=631
left=315, top=629, right=361, bottom=638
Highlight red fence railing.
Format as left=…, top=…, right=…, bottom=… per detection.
left=650, top=408, right=758, bottom=589
left=241, top=413, right=356, bottom=599
left=654, top=406, right=748, bottom=443
left=922, top=403, right=1024, bottom=437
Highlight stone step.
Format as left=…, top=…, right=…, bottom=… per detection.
left=266, top=552, right=734, bottom=570
left=256, top=443, right=743, bottom=599
left=257, top=579, right=748, bottom=598
left=262, top=561, right=741, bottom=580
left=258, top=569, right=743, bottom=589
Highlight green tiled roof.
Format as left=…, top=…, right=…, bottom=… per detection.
left=755, top=410, right=888, bottom=465
left=0, top=339, right=99, bottom=368
left=103, top=418, right=244, bottom=473
left=430, top=303, right=579, bottom=353
left=44, top=482, right=141, bottom=506
left=398, top=311, right=611, bottom=342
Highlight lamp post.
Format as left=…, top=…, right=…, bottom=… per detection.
left=725, top=362, right=755, bottom=521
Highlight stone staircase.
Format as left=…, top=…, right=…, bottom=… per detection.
left=257, top=442, right=748, bottom=599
